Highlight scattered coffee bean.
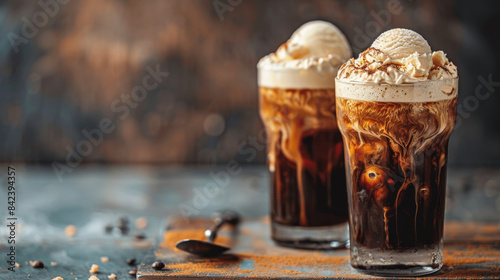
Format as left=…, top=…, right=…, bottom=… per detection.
left=134, top=233, right=146, bottom=240
left=118, top=216, right=129, bottom=226
left=118, top=224, right=129, bottom=235
left=128, top=268, right=137, bottom=276
left=126, top=258, right=136, bottom=266
left=151, top=261, right=165, bottom=270
left=30, top=260, right=44, bottom=268
left=104, top=224, right=113, bottom=234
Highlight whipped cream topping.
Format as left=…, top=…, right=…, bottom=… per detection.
left=258, top=20, right=351, bottom=89
left=337, top=28, right=458, bottom=84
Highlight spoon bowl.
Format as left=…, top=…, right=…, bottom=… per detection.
left=175, top=239, right=230, bottom=257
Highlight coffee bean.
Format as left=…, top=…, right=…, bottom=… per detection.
left=151, top=261, right=165, bottom=270
left=30, top=261, right=44, bottom=268
left=134, top=233, right=146, bottom=240
left=104, top=224, right=113, bottom=234
left=126, top=258, right=136, bottom=265
left=128, top=268, right=137, bottom=276
left=118, top=224, right=129, bottom=235
left=118, top=216, right=129, bottom=226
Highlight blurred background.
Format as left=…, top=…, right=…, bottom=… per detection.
left=0, top=0, right=499, bottom=167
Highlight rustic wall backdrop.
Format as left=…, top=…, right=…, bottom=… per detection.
left=1, top=0, right=499, bottom=166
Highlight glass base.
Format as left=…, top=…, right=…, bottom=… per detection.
left=350, top=246, right=442, bottom=276
left=354, top=265, right=441, bottom=277
left=271, top=222, right=349, bottom=249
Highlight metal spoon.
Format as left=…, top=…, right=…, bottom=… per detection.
left=175, top=210, right=240, bottom=257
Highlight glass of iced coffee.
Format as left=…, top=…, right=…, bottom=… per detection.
left=336, top=29, right=458, bottom=276
left=258, top=21, right=352, bottom=249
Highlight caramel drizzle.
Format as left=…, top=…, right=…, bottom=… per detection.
left=260, top=87, right=336, bottom=226
left=337, top=97, right=456, bottom=248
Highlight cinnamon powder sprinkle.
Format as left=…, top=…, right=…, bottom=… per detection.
left=165, top=254, right=348, bottom=278
left=157, top=222, right=500, bottom=278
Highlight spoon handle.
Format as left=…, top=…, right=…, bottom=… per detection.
left=205, top=210, right=240, bottom=243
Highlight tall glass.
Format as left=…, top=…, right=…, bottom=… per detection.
left=336, top=78, right=458, bottom=276
left=259, top=86, right=348, bottom=249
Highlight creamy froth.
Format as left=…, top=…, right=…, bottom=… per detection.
left=336, top=77, right=458, bottom=102
left=258, top=20, right=351, bottom=89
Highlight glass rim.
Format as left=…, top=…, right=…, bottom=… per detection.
left=335, top=77, right=458, bottom=87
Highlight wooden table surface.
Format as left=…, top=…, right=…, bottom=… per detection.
left=0, top=165, right=499, bottom=279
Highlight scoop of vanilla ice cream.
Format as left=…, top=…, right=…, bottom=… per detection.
left=371, top=29, right=433, bottom=78
left=258, top=20, right=352, bottom=89
left=371, top=28, right=431, bottom=59
left=277, top=21, right=352, bottom=62
left=337, top=28, right=457, bottom=84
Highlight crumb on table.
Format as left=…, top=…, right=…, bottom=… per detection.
left=89, top=264, right=99, bottom=273
left=135, top=217, right=148, bottom=229
left=65, top=225, right=77, bottom=238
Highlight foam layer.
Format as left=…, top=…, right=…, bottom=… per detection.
left=258, top=61, right=340, bottom=89
left=335, top=78, right=458, bottom=102
left=258, top=20, right=351, bottom=89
